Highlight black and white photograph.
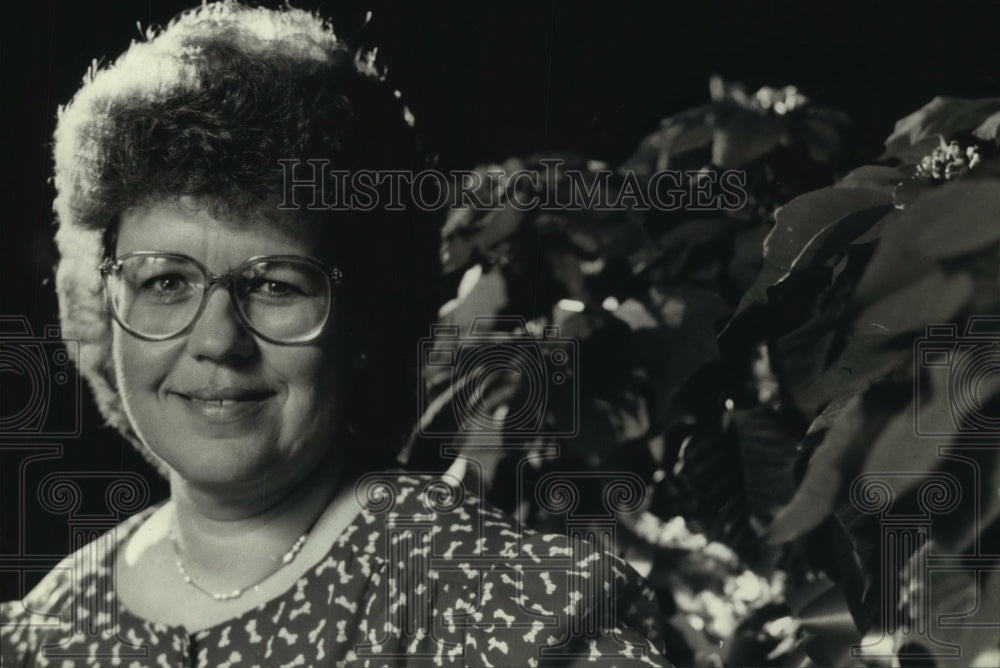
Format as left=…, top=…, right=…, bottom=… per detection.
left=3, top=2, right=1000, bottom=666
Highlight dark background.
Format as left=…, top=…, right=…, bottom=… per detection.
left=2, top=0, right=1000, bottom=597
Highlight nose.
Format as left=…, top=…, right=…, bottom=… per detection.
left=184, top=285, right=255, bottom=362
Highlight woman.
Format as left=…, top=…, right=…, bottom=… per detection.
left=1, top=3, right=671, bottom=665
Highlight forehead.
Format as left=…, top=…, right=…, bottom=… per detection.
left=116, top=196, right=327, bottom=267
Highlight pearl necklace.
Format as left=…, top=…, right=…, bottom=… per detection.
left=170, top=530, right=309, bottom=602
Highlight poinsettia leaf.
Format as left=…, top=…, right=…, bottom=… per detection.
left=634, top=324, right=717, bottom=409
left=931, top=443, right=1000, bottom=556
left=834, top=165, right=905, bottom=196
left=655, top=285, right=732, bottom=332
left=440, top=165, right=503, bottom=238
left=709, top=74, right=748, bottom=104
left=785, top=333, right=910, bottom=419
left=884, top=134, right=944, bottom=168
left=619, top=286, right=727, bottom=422
left=848, top=211, right=896, bottom=248
left=727, top=186, right=892, bottom=326
left=854, top=172, right=1000, bottom=303
left=559, top=397, right=624, bottom=469
left=656, top=119, right=717, bottom=167
left=775, top=204, right=893, bottom=286
left=731, top=406, right=801, bottom=521
left=891, top=174, right=935, bottom=209
left=622, top=106, right=716, bottom=174
left=440, top=236, right=476, bottom=275
left=772, top=315, right=839, bottom=410
left=633, top=216, right=741, bottom=289
left=853, top=269, right=974, bottom=337
left=612, top=297, right=661, bottom=331
left=440, top=205, right=525, bottom=274
left=786, top=270, right=973, bottom=415
left=586, top=393, right=650, bottom=452
left=859, top=401, right=942, bottom=498
left=639, top=217, right=732, bottom=264
left=766, top=394, right=870, bottom=544
left=711, top=113, right=786, bottom=168
left=828, top=505, right=882, bottom=628
left=881, top=96, right=1000, bottom=160
left=544, top=246, right=588, bottom=301
left=900, top=175, right=1000, bottom=259
left=933, top=378, right=1000, bottom=554
left=474, top=205, right=525, bottom=253
left=672, top=424, right=758, bottom=557
left=440, top=264, right=508, bottom=327
left=972, top=110, right=1000, bottom=143
left=558, top=211, right=649, bottom=260
left=850, top=232, right=930, bottom=308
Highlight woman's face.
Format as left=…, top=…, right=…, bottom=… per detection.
left=112, top=197, right=344, bottom=493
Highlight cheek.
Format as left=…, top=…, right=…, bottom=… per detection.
left=112, top=331, right=174, bottom=430
left=275, top=348, right=343, bottom=440
left=114, top=332, right=170, bottom=390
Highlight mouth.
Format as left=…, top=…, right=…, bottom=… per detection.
left=178, top=391, right=274, bottom=403
left=169, top=389, right=276, bottom=424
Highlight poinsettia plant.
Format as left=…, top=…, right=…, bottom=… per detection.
left=723, top=96, right=1000, bottom=666
left=403, top=80, right=865, bottom=666
left=408, top=87, right=1000, bottom=668
left=624, top=75, right=854, bottom=222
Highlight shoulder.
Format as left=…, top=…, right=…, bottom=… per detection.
left=0, top=506, right=158, bottom=667
left=365, top=471, right=654, bottom=577
left=357, top=470, right=568, bottom=557
left=356, top=471, right=672, bottom=665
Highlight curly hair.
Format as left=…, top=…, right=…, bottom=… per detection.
left=54, top=1, right=441, bottom=474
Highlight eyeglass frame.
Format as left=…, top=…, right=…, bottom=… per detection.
left=99, top=251, right=344, bottom=345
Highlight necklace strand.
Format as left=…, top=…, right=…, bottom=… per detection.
left=170, top=530, right=309, bottom=602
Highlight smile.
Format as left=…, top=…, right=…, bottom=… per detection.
left=170, top=390, right=275, bottom=425
left=187, top=398, right=247, bottom=406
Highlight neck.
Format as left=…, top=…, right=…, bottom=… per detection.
left=168, top=450, right=343, bottom=588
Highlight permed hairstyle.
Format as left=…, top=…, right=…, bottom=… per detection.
left=54, top=1, right=441, bottom=474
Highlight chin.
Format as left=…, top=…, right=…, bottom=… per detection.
left=147, top=431, right=272, bottom=484
left=163, top=431, right=331, bottom=493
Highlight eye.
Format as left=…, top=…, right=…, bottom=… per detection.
left=143, top=274, right=185, bottom=292
left=245, top=278, right=306, bottom=300
left=256, top=279, right=301, bottom=296
left=240, top=262, right=324, bottom=302
left=136, top=273, right=196, bottom=304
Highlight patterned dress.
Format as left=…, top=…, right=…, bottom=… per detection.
left=1, top=474, right=672, bottom=667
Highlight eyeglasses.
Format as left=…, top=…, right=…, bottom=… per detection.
left=100, top=252, right=343, bottom=345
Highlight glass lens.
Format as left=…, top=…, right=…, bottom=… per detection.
left=234, top=259, right=331, bottom=341
left=107, top=255, right=205, bottom=338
